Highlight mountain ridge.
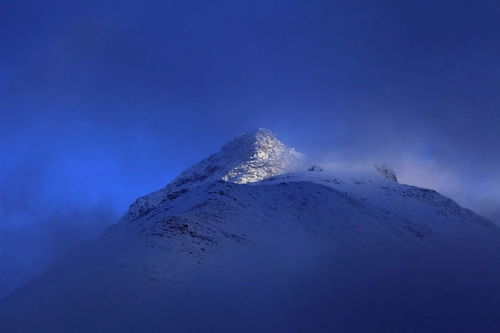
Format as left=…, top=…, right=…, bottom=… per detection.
left=126, top=128, right=401, bottom=221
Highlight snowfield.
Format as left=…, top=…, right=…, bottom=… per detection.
left=1, top=129, right=500, bottom=332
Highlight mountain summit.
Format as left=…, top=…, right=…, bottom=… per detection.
left=2, top=129, right=500, bottom=332
left=127, top=128, right=301, bottom=221
left=172, top=128, right=301, bottom=186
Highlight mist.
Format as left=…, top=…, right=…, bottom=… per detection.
left=3, top=225, right=500, bottom=332
left=1, top=0, right=500, bottom=300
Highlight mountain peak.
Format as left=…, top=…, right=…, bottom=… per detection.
left=240, top=127, right=277, bottom=140
left=174, top=128, right=302, bottom=187
left=217, top=128, right=301, bottom=184
left=218, top=128, right=281, bottom=159
left=125, top=129, right=302, bottom=220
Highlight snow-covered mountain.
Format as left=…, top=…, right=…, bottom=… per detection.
left=126, top=128, right=302, bottom=221
left=1, top=129, right=500, bottom=332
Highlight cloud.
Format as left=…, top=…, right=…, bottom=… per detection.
left=1, top=0, right=499, bottom=298
left=0, top=155, right=115, bottom=298
left=390, top=154, right=500, bottom=225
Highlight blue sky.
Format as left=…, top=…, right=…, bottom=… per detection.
left=1, top=0, right=499, bottom=297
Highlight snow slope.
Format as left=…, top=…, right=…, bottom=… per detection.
left=1, top=129, right=500, bottom=332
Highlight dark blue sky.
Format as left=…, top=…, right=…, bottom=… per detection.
left=1, top=0, right=499, bottom=297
